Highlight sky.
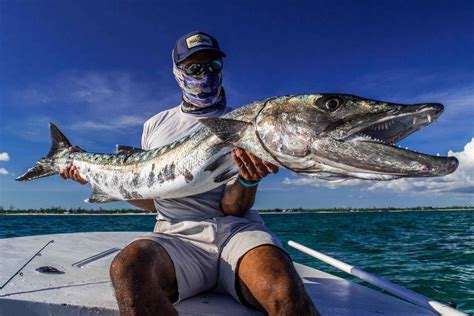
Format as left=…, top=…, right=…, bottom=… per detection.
left=0, top=0, right=473, bottom=210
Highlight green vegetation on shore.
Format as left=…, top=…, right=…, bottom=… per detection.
left=0, top=206, right=146, bottom=215
left=0, top=205, right=472, bottom=215
left=258, top=206, right=473, bottom=213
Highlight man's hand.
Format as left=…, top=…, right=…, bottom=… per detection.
left=231, top=148, right=278, bottom=181
left=59, top=146, right=88, bottom=185
left=222, top=148, right=278, bottom=217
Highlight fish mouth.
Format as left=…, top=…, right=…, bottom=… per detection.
left=324, top=103, right=459, bottom=178
left=343, top=103, right=444, bottom=145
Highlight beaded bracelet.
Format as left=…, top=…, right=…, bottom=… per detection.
left=238, top=176, right=261, bottom=187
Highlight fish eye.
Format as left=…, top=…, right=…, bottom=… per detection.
left=324, top=98, right=341, bottom=111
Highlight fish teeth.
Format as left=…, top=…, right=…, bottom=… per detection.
left=413, top=116, right=417, bottom=125
left=427, top=114, right=432, bottom=123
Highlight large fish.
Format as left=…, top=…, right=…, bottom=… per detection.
left=16, top=94, right=458, bottom=203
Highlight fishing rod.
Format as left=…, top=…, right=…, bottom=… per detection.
left=288, top=240, right=466, bottom=316
left=0, top=240, right=55, bottom=290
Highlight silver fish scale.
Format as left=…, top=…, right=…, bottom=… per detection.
left=52, top=126, right=236, bottom=202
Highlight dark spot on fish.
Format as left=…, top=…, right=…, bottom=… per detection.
left=169, top=163, right=176, bottom=181
left=157, top=171, right=164, bottom=184
left=184, top=169, right=194, bottom=183
left=205, top=155, right=226, bottom=172
left=130, top=191, right=143, bottom=199
left=156, top=163, right=176, bottom=184
left=214, top=169, right=238, bottom=183
left=118, top=185, right=132, bottom=199
left=148, top=171, right=155, bottom=188
left=122, top=154, right=131, bottom=163
left=132, top=173, right=140, bottom=186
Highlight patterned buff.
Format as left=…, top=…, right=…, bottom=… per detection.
left=173, top=62, right=226, bottom=114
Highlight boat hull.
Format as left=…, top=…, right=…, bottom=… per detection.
left=0, top=232, right=436, bottom=315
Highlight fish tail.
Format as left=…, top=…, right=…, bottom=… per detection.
left=16, top=123, right=72, bottom=181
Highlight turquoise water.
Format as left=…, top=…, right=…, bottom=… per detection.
left=1, top=210, right=472, bottom=313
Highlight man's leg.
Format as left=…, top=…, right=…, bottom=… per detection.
left=110, top=239, right=179, bottom=316
left=236, top=245, right=320, bottom=316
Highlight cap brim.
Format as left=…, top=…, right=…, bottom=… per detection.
left=175, top=47, right=226, bottom=64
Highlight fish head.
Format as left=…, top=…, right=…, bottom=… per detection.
left=255, top=94, right=458, bottom=180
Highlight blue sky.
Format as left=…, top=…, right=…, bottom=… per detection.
left=0, top=0, right=473, bottom=210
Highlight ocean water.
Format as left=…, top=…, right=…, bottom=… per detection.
left=1, top=210, right=472, bottom=314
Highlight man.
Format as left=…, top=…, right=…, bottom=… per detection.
left=60, top=31, right=319, bottom=316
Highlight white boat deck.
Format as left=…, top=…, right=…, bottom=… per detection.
left=0, top=232, right=437, bottom=315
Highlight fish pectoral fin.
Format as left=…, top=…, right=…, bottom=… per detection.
left=200, top=118, right=253, bottom=144
left=85, top=186, right=120, bottom=203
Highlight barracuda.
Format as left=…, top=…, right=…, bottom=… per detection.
left=16, top=94, right=458, bottom=203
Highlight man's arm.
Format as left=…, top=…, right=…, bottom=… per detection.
left=127, top=199, right=156, bottom=212
left=221, top=148, right=278, bottom=217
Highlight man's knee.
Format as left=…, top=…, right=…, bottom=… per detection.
left=238, top=245, right=318, bottom=315
left=110, top=239, right=179, bottom=314
left=265, top=273, right=309, bottom=314
left=110, top=239, right=162, bottom=281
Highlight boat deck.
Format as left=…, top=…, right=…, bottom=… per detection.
left=0, top=232, right=436, bottom=315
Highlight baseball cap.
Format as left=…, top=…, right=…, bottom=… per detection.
left=173, top=31, right=226, bottom=64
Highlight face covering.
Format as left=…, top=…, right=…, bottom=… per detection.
left=173, top=62, right=226, bottom=114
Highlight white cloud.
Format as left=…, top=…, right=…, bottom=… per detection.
left=13, top=71, right=177, bottom=112
left=283, top=138, right=474, bottom=194
left=4, top=71, right=179, bottom=139
left=0, top=168, right=9, bottom=175
left=0, top=152, right=9, bottom=162
left=70, top=115, right=147, bottom=131
left=283, top=176, right=363, bottom=189
left=367, top=138, right=474, bottom=194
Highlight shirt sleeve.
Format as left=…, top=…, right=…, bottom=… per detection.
left=141, top=122, right=150, bottom=150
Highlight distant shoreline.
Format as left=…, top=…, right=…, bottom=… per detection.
left=259, top=208, right=473, bottom=214
left=1, top=208, right=472, bottom=215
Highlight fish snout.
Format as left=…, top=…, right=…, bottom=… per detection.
left=429, top=103, right=444, bottom=118
left=418, top=103, right=444, bottom=119
left=423, top=156, right=459, bottom=176
left=447, top=157, right=459, bottom=173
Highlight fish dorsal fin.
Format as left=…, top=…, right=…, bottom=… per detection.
left=200, top=118, right=253, bottom=144
left=115, top=145, right=144, bottom=154
left=85, top=186, right=119, bottom=203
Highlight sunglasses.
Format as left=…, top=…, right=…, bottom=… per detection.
left=179, top=59, right=223, bottom=76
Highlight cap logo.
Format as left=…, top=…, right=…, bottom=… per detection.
left=186, top=34, right=212, bottom=49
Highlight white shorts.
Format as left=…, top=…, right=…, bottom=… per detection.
left=135, top=210, right=284, bottom=303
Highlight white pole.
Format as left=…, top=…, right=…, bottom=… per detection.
left=288, top=240, right=466, bottom=316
